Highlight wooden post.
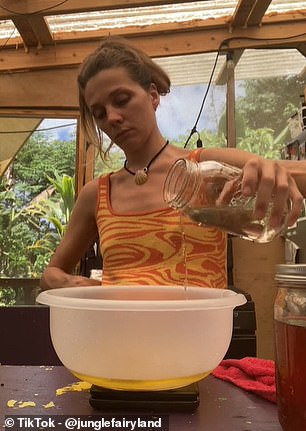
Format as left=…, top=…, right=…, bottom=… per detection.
left=76, top=118, right=85, bottom=197
left=226, top=52, right=236, bottom=148
left=76, top=118, right=96, bottom=197
left=85, top=142, right=95, bottom=185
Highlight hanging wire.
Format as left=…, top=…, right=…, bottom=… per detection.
left=0, top=26, right=16, bottom=51
left=183, top=30, right=306, bottom=150
left=0, top=122, right=77, bottom=134
left=183, top=42, right=225, bottom=149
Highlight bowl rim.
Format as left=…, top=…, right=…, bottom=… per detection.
left=37, top=285, right=247, bottom=311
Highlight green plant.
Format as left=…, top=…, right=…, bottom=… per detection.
left=237, top=126, right=288, bottom=159
left=26, top=173, right=75, bottom=257
left=0, top=288, right=16, bottom=306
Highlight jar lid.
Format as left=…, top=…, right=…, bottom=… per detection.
left=275, top=264, right=306, bottom=285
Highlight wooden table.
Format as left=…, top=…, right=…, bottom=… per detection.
left=0, top=366, right=282, bottom=431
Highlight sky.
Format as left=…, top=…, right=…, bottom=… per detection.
left=38, top=83, right=228, bottom=143
left=157, top=84, right=227, bottom=140
left=38, top=118, right=77, bottom=141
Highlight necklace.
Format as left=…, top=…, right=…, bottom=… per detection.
left=124, top=140, right=169, bottom=185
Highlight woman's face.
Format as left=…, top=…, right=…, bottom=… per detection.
left=84, top=67, right=160, bottom=152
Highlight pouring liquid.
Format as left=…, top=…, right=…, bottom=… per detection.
left=179, top=214, right=189, bottom=294
left=187, top=207, right=279, bottom=243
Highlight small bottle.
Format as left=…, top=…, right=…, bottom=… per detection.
left=163, top=159, right=288, bottom=243
left=90, top=269, right=103, bottom=282
left=274, top=264, right=306, bottom=431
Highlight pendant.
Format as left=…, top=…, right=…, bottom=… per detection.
left=135, top=168, right=148, bottom=185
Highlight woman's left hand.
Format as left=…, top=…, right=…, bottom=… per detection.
left=241, top=157, right=304, bottom=228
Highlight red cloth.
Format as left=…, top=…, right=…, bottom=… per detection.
left=212, top=357, right=276, bottom=403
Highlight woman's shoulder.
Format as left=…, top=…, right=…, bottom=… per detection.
left=80, top=177, right=99, bottom=192
left=76, top=178, right=99, bottom=207
left=76, top=173, right=115, bottom=208
left=167, top=144, right=201, bottom=160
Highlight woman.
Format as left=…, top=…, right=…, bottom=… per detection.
left=41, top=37, right=306, bottom=290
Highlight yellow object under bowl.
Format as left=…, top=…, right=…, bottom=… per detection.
left=71, top=370, right=212, bottom=391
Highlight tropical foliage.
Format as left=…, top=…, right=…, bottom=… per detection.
left=235, top=76, right=305, bottom=136
left=0, top=135, right=76, bottom=305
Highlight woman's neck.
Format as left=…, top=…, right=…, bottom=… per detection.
left=124, top=134, right=166, bottom=169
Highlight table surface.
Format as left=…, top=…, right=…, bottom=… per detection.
left=0, top=366, right=282, bottom=431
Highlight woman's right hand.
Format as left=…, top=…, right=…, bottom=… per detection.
left=40, top=266, right=101, bottom=290
left=62, top=274, right=101, bottom=287
left=241, top=157, right=304, bottom=228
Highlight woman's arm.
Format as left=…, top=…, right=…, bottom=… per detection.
left=201, top=147, right=306, bottom=191
left=200, top=147, right=306, bottom=227
left=40, top=179, right=101, bottom=290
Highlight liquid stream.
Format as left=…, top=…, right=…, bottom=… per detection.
left=179, top=214, right=188, bottom=295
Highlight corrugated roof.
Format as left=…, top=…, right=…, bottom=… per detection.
left=0, top=1, right=236, bottom=37
left=1, top=1, right=306, bottom=38
left=46, top=1, right=236, bottom=32
left=0, top=1, right=305, bottom=84
left=156, top=48, right=305, bottom=86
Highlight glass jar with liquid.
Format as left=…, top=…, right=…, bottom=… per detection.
left=274, top=264, right=306, bottom=431
left=163, top=159, right=288, bottom=243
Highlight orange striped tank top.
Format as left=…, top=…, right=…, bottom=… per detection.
left=96, top=176, right=227, bottom=288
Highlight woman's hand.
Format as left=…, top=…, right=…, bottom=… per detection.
left=241, top=157, right=304, bottom=228
left=61, top=274, right=101, bottom=287
left=40, top=266, right=101, bottom=290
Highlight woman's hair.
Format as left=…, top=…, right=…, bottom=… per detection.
left=77, top=36, right=171, bottom=160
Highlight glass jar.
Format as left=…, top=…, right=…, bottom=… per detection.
left=163, top=159, right=288, bottom=243
left=274, top=264, right=306, bottom=431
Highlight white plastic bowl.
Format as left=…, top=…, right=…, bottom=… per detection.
left=37, top=285, right=246, bottom=391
